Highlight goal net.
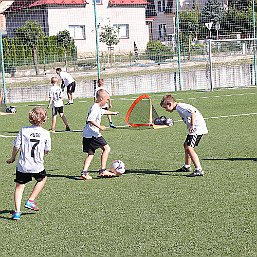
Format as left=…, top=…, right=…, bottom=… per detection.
left=125, top=94, right=159, bottom=127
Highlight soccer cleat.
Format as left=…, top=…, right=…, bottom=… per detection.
left=98, top=169, right=115, bottom=178
left=187, top=169, right=204, bottom=177
left=25, top=200, right=40, bottom=211
left=12, top=211, right=21, bottom=220
left=109, top=123, right=116, bottom=128
left=176, top=166, right=191, bottom=172
left=65, top=102, right=71, bottom=105
left=65, top=127, right=71, bottom=131
left=49, top=129, right=56, bottom=133
left=80, top=171, right=92, bottom=180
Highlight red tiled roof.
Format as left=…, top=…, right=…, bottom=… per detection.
left=6, top=0, right=87, bottom=12
left=109, top=0, right=148, bottom=4
left=30, top=0, right=88, bottom=7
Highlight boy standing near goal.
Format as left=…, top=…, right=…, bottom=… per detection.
left=47, top=77, right=71, bottom=132
left=6, top=107, right=51, bottom=220
left=81, top=89, right=119, bottom=180
left=56, top=68, right=76, bottom=105
left=94, top=79, right=116, bottom=128
left=160, top=94, right=208, bottom=177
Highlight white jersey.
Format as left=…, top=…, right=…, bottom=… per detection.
left=59, top=71, right=75, bottom=86
left=48, top=85, right=64, bottom=107
left=13, top=125, right=51, bottom=173
left=176, top=103, right=208, bottom=135
left=83, top=103, right=104, bottom=138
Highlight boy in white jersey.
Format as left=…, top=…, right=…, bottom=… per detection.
left=160, top=94, right=208, bottom=177
left=47, top=77, right=70, bottom=132
left=6, top=107, right=51, bottom=220
left=56, top=68, right=76, bottom=105
left=81, top=89, right=119, bottom=180
left=94, top=79, right=116, bottom=128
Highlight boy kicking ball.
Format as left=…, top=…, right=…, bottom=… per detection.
left=81, top=89, right=119, bottom=180
left=6, top=107, right=51, bottom=220
left=160, top=94, right=208, bottom=177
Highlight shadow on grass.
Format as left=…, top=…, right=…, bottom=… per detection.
left=47, top=173, right=82, bottom=180
left=0, top=210, right=36, bottom=220
left=203, top=157, right=257, bottom=162
left=126, top=169, right=187, bottom=176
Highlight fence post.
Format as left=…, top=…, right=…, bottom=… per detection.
left=0, top=30, right=7, bottom=104
left=208, top=39, right=213, bottom=91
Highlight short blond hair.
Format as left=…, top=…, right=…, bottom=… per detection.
left=29, top=107, right=48, bottom=126
left=160, top=94, right=176, bottom=107
left=51, top=76, right=59, bottom=85
left=95, top=88, right=108, bottom=102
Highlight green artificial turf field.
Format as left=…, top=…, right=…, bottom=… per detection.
left=0, top=88, right=256, bottom=256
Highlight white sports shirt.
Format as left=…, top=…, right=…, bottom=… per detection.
left=59, top=71, right=75, bottom=86
left=83, top=103, right=104, bottom=138
left=176, top=103, right=208, bottom=135
left=48, top=85, right=64, bottom=107
left=14, top=125, right=51, bottom=173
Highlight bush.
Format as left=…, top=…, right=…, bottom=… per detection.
left=145, top=41, right=173, bottom=62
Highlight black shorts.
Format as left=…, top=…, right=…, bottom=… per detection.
left=67, top=81, right=76, bottom=93
left=185, top=134, right=203, bottom=148
left=52, top=106, right=64, bottom=116
left=83, top=136, right=107, bottom=155
left=14, top=169, right=47, bottom=184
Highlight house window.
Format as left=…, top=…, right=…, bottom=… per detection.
left=114, top=24, right=129, bottom=39
left=158, top=24, right=166, bottom=41
left=158, top=1, right=162, bottom=12
left=93, top=0, right=102, bottom=4
left=68, top=25, right=85, bottom=40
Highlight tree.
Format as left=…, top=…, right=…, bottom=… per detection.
left=56, top=30, right=73, bottom=67
left=16, top=20, right=44, bottom=75
left=180, top=10, right=200, bottom=59
left=99, top=25, right=120, bottom=64
left=200, top=0, right=225, bottom=38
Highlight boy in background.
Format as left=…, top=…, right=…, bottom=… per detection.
left=81, top=89, right=119, bottom=180
left=160, top=94, right=208, bottom=177
left=48, top=76, right=70, bottom=132
left=6, top=107, right=51, bottom=220
left=56, top=68, right=76, bottom=105
left=94, top=79, right=116, bottom=128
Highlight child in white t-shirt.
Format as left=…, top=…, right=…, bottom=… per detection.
left=6, top=107, right=51, bottom=220
left=47, top=77, right=70, bottom=132
left=160, top=94, right=208, bottom=177
left=81, top=89, right=119, bottom=180
left=94, top=79, right=116, bottom=128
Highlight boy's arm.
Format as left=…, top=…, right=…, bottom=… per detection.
left=189, top=111, right=196, bottom=133
left=6, top=146, right=19, bottom=164
left=47, top=97, right=53, bottom=109
left=103, top=110, right=119, bottom=115
left=88, top=120, right=106, bottom=131
left=108, top=98, right=112, bottom=108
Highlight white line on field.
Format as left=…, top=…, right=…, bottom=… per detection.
left=174, top=112, right=257, bottom=123
left=0, top=135, right=16, bottom=138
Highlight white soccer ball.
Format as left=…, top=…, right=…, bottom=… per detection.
left=165, top=117, right=174, bottom=126
left=110, top=160, right=125, bottom=175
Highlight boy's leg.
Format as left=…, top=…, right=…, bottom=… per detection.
left=185, top=145, right=201, bottom=169
left=14, top=183, right=25, bottom=213
left=83, top=154, right=94, bottom=171
left=28, top=176, right=47, bottom=201
left=184, top=142, right=191, bottom=166
left=59, top=113, right=70, bottom=129
left=51, top=115, right=57, bottom=131
left=100, top=144, right=111, bottom=170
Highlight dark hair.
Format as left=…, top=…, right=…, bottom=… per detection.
left=56, top=68, right=62, bottom=73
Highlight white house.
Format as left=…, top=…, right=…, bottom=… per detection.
left=3, top=0, right=149, bottom=56
left=146, top=0, right=229, bottom=43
